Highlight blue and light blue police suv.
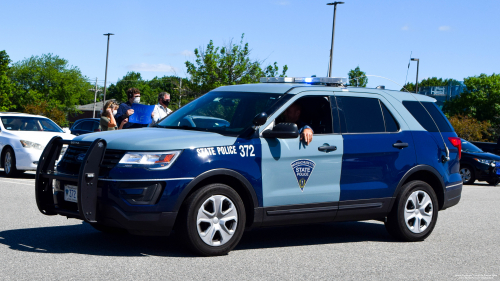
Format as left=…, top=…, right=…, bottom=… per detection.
left=36, top=77, right=462, bottom=256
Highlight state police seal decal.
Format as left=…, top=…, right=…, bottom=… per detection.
left=291, top=159, right=316, bottom=192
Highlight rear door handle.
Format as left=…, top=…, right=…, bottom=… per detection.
left=393, top=142, right=409, bottom=149
left=318, top=145, right=337, bottom=152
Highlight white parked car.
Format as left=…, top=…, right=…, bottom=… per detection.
left=0, top=112, right=75, bottom=177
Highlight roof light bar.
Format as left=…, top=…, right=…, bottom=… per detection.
left=260, top=77, right=347, bottom=85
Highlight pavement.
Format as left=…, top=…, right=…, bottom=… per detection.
left=0, top=170, right=498, bottom=280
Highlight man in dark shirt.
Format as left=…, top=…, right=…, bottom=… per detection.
left=283, top=102, right=314, bottom=145
left=115, top=88, right=148, bottom=129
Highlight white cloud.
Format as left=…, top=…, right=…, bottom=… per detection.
left=126, top=63, right=179, bottom=73
left=401, top=25, right=409, bottom=31
left=180, top=50, right=194, bottom=57
left=439, top=26, right=451, bottom=31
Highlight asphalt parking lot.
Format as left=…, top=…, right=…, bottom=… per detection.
left=0, top=170, right=498, bottom=280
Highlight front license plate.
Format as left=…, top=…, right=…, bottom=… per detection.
left=64, top=185, right=78, bottom=203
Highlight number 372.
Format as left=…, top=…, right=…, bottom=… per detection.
left=239, top=145, right=255, bottom=157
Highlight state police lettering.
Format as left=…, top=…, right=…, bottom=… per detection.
left=197, top=145, right=251, bottom=157
left=291, top=159, right=316, bottom=192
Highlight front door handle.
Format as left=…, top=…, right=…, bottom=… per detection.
left=393, top=142, right=409, bottom=149
left=318, top=145, right=337, bottom=152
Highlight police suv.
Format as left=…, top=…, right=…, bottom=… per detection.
left=36, top=77, right=462, bottom=256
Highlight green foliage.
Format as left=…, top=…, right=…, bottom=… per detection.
left=348, top=66, right=367, bottom=87
left=185, top=34, right=288, bottom=95
left=448, top=114, right=491, bottom=141
left=24, top=100, right=67, bottom=126
left=401, top=77, right=460, bottom=92
left=8, top=53, right=93, bottom=115
left=0, top=50, right=16, bottom=111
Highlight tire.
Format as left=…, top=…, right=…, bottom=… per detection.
left=3, top=148, right=19, bottom=177
left=460, top=165, right=475, bottom=185
left=385, top=180, right=438, bottom=242
left=487, top=178, right=499, bottom=186
left=178, top=183, right=246, bottom=256
left=88, top=222, right=128, bottom=234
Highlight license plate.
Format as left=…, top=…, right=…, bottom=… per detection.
left=64, top=185, right=78, bottom=203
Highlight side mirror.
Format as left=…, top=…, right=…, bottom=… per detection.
left=253, top=112, right=268, bottom=126
left=262, top=123, right=299, bottom=139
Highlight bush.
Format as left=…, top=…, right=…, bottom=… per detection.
left=24, top=100, right=67, bottom=127
left=448, top=114, right=491, bottom=141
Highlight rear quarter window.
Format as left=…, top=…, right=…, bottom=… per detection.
left=402, top=101, right=453, bottom=132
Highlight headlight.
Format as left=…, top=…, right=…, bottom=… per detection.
left=474, top=158, right=496, bottom=166
left=20, top=140, right=45, bottom=150
left=118, top=150, right=181, bottom=170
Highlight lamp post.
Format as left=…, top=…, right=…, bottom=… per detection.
left=327, top=1, right=344, bottom=77
left=103, top=33, right=114, bottom=105
left=411, top=58, right=419, bottom=93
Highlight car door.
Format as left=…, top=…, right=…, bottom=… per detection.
left=260, top=92, right=344, bottom=208
left=333, top=93, right=417, bottom=204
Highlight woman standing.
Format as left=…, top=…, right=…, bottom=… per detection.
left=100, top=101, right=118, bottom=131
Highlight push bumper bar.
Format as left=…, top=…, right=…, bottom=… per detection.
left=35, top=136, right=107, bottom=223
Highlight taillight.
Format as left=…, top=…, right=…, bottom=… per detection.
left=448, top=137, right=461, bottom=160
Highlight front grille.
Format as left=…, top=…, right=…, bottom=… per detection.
left=57, top=145, right=125, bottom=176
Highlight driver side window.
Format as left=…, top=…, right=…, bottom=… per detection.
left=275, top=96, right=335, bottom=134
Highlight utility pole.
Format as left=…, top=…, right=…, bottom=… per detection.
left=327, top=1, right=344, bottom=77
left=411, top=58, right=420, bottom=93
left=89, top=77, right=102, bottom=118
left=178, top=77, right=183, bottom=109
left=103, top=33, right=114, bottom=105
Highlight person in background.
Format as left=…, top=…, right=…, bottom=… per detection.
left=100, top=101, right=117, bottom=131
left=115, top=88, right=149, bottom=129
left=150, top=92, right=173, bottom=127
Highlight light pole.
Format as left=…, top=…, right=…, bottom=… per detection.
left=89, top=77, right=102, bottom=118
left=411, top=58, right=419, bottom=93
left=327, top=1, right=344, bottom=77
left=103, top=33, right=114, bottom=105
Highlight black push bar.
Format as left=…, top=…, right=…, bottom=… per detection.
left=35, top=136, right=107, bottom=223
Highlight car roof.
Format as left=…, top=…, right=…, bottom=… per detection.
left=213, top=83, right=436, bottom=102
left=0, top=112, right=48, bottom=118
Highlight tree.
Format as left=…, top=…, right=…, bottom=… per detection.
left=185, top=34, right=288, bottom=95
left=8, top=53, right=93, bottom=117
left=24, top=100, right=66, bottom=126
left=448, top=114, right=491, bottom=141
left=348, top=66, right=367, bottom=87
left=401, top=77, right=460, bottom=92
left=0, top=50, right=15, bottom=111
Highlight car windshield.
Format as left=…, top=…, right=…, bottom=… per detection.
left=157, top=91, right=285, bottom=136
left=461, top=140, right=483, bottom=153
left=0, top=117, right=64, bottom=132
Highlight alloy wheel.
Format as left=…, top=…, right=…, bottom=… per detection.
left=404, top=190, right=433, bottom=234
left=5, top=152, right=12, bottom=174
left=196, top=195, right=238, bottom=247
left=460, top=168, right=471, bottom=183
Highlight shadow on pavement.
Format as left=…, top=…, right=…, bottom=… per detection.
left=0, top=170, right=36, bottom=179
left=0, top=220, right=394, bottom=257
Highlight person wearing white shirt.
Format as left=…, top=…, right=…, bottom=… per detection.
left=150, top=92, right=173, bottom=126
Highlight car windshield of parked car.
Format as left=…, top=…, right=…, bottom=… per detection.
left=0, top=117, right=64, bottom=132
left=461, top=140, right=483, bottom=153
left=157, top=91, right=284, bottom=136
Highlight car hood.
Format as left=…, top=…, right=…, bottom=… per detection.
left=74, top=128, right=238, bottom=151
left=2, top=130, right=75, bottom=144
left=463, top=151, right=500, bottom=161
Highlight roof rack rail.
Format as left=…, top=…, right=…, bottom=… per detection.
left=260, top=77, right=347, bottom=86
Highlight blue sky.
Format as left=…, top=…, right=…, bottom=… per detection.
left=1, top=0, right=499, bottom=89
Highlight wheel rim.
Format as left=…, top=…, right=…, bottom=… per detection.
left=460, top=168, right=471, bottom=183
left=404, top=190, right=433, bottom=234
left=5, top=152, right=12, bottom=174
left=196, top=195, right=238, bottom=247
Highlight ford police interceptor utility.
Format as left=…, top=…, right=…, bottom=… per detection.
left=35, top=77, right=462, bottom=256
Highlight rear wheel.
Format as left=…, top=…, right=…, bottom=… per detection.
left=385, top=180, right=438, bottom=242
left=460, top=165, right=475, bottom=185
left=3, top=148, right=19, bottom=177
left=178, top=183, right=246, bottom=256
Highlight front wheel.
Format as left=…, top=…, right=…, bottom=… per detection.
left=3, top=148, right=19, bottom=177
left=178, top=183, right=246, bottom=256
left=385, top=180, right=438, bottom=242
left=460, top=165, right=475, bottom=185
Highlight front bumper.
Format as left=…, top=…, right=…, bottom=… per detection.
left=473, top=162, right=500, bottom=182
left=35, top=137, right=179, bottom=236
left=15, top=148, right=42, bottom=170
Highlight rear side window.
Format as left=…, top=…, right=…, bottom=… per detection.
left=336, top=96, right=385, bottom=133
left=381, top=102, right=400, bottom=132
left=403, top=101, right=453, bottom=132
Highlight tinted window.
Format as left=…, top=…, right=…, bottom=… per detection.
left=336, top=96, right=385, bottom=133
left=81, top=121, right=93, bottom=132
left=461, top=140, right=483, bottom=153
left=403, top=101, right=453, bottom=132
left=381, top=102, right=399, bottom=132
left=0, top=117, right=63, bottom=132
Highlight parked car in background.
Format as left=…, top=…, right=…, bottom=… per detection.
left=460, top=139, right=500, bottom=185
left=70, top=118, right=100, bottom=136
left=471, top=140, right=500, bottom=156
left=0, top=112, right=75, bottom=177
